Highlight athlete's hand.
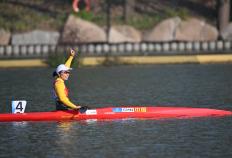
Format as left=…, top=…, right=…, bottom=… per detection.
left=70, top=48, right=77, bottom=57
left=79, top=106, right=88, bottom=113
left=75, top=105, right=81, bottom=110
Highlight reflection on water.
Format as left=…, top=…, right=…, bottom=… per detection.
left=57, top=121, right=74, bottom=132
left=0, top=64, right=232, bottom=158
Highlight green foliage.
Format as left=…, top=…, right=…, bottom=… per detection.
left=0, top=1, right=66, bottom=32
left=127, top=15, right=160, bottom=30
left=164, top=8, right=190, bottom=20
left=0, top=1, right=195, bottom=33
left=91, top=13, right=107, bottom=26
left=73, top=10, right=95, bottom=21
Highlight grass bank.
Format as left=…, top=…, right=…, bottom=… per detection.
left=0, top=0, right=214, bottom=32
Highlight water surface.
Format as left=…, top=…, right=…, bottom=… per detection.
left=0, top=64, right=232, bottom=158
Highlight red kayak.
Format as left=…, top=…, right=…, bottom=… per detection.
left=0, top=106, right=231, bottom=122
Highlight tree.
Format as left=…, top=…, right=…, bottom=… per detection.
left=217, top=0, right=230, bottom=33
left=123, top=0, right=135, bottom=23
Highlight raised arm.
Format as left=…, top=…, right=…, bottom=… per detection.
left=65, top=48, right=76, bottom=68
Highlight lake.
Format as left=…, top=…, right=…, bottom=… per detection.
left=0, top=64, right=232, bottom=158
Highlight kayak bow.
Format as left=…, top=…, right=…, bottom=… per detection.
left=0, top=106, right=231, bottom=122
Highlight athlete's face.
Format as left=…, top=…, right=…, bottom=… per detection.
left=60, top=71, right=70, bottom=80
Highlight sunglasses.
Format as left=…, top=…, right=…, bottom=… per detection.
left=62, top=71, right=70, bottom=74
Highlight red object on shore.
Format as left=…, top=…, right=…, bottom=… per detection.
left=72, top=0, right=90, bottom=12
left=0, top=106, right=231, bottom=122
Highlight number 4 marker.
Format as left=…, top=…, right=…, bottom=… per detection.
left=12, top=100, right=27, bottom=113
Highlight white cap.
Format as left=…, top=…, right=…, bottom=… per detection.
left=56, top=64, right=72, bottom=74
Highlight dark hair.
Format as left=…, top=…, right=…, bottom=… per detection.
left=52, top=71, right=58, bottom=77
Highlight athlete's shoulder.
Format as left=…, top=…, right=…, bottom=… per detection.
left=54, top=78, right=64, bottom=85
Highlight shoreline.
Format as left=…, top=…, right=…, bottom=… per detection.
left=1, top=54, right=232, bottom=68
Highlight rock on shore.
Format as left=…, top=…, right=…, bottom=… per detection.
left=0, top=29, right=11, bottom=45
left=60, top=15, right=106, bottom=43
left=12, top=30, right=60, bottom=45
left=1, top=15, right=227, bottom=46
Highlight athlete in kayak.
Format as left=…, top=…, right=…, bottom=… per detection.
left=52, top=48, right=81, bottom=110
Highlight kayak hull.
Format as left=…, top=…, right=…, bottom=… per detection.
left=0, top=106, right=232, bottom=122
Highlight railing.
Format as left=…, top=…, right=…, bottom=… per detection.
left=0, top=41, right=232, bottom=59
